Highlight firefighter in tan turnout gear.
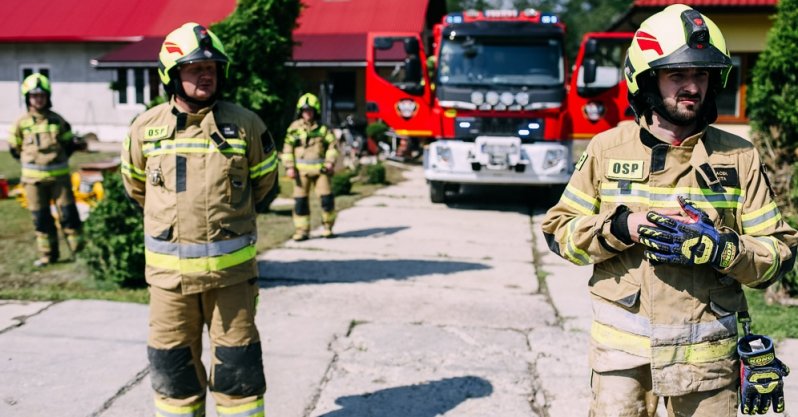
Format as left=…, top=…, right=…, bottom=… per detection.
left=542, top=5, right=796, bottom=416
left=121, top=23, right=277, bottom=417
left=9, top=73, right=85, bottom=267
left=282, top=93, right=339, bottom=240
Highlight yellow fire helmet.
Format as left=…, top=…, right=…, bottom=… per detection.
left=624, top=4, right=732, bottom=123
left=296, top=93, right=321, bottom=114
left=157, top=22, right=230, bottom=88
left=21, top=73, right=52, bottom=96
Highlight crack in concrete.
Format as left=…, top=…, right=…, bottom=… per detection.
left=90, top=367, right=149, bottom=417
left=0, top=301, right=60, bottom=335
left=302, top=333, right=342, bottom=417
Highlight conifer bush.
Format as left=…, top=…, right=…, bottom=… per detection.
left=79, top=173, right=146, bottom=288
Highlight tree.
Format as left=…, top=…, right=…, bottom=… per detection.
left=748, top=0, right=798, bottom=297
left=211, top=0, right=303, bottom=145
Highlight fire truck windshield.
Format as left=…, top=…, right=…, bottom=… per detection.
left=438, top=37, right=563, bottom=87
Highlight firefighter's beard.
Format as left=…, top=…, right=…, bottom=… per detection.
left=661, top=93, right=703, bottom=125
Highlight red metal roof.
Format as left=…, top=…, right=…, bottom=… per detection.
left=0, top=0, right=236, bottom=42
left=633, top=0, right=777, bottom=6
left=293, top=0, right=436, bottom=63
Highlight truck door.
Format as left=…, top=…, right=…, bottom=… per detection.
left=565, top=32, right=635, bottom=140
left=366, top=33, right=435, bottom=139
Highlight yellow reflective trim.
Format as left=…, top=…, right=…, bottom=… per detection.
left=250, top=153, right=278, bottom=179
left=217, top=398, right=264, bottom=417
left=154, top=398, right=204, bottom=416
left=395, top=129, right=433, bottom=137
left=293, top=215, right=310, bottom=228
left=563, top=217, right=590, bottom=265
left=562, top=195, right=596, bottom=216
left=742, top=201, right=778, bottom=222
left=142, top=138, right=246, bottom=157
left=121, top=162, right=146, bottom=182
left=591, top=321, right=650, bottom=357
left=651, top=337, right=736, bottom=365
left=145, top=245, right=256, bottom=274
left=27, top=124, right=59, bottom=135
left=744, top=214, right=782, bottom=235
left=325, top=148, right=339, bottom=159
left=296, top=162, right=323, bottom=170
left=22, top=168, right=70, bottom=178
left=750, top=236, right=780, bottom=285
left=123, top=135, right=131, bottom=151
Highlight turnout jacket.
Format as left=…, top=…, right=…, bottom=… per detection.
left=121, top=99, right=278, bottom=294
left=9, top=109, right=75, bottom=184
left=281, top=119, right=338, bottom=174
left=541, top=121, right=798, bottom=396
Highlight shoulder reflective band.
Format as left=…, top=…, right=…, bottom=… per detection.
left=250, top=152, right=278, bottom=179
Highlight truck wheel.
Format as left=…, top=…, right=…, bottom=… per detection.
left=430, top=181, right=447, bottom=203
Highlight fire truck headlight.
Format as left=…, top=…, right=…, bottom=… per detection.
left=543, top=148, right=566, bottom=170
left=485, top=91, right=499, bottom=106
left=583, top=102, right=606, bottom=123
left=515, top=92, right=530, bottom=106
left=436, top=145, right=452, bottom=163
left=470, top=91, right=484, bottom=105
left=500, top=92, right=514, bottom=106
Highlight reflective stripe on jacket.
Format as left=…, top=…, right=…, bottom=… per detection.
left=281, top=119, right=338, bottom=172
left=9, top=109, right=74, bottom=183
left=121, top=99, right=278, bottom=294
left=541, top=121, right=798, bottom=396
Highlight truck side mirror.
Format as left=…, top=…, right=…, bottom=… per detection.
left=404, top=37, right=419, bottom=55
left=374, top=37, right=394, bottom=50
left=583, top=58, right=597, bottom=85
left=585, top=38, right=598, bottom=56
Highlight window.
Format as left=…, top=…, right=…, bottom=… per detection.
left=115, top=68, right=161, bottom=106
left=330, top=71, right=356, bottom=111
left=716, top=53, right=756, bottom=123
left=20, top=65, right=51, bottom=105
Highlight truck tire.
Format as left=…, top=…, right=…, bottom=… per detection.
left=430, top=181, right=447, bottom=204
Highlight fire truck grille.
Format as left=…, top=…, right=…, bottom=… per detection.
left=455, top=117, right=545, bottom=143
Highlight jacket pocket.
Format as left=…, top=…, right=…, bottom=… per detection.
left=589, top=275, right=641, bottom=309
left=219, top=218, right=255, bottom=238
left=226, top=156, right=248, bottom=205
left=708, top=284, right=746, bottom=317
left=144, top=217, right=173, bottom=240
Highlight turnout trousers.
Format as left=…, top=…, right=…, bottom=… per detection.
left=148, top=279, right=266, bottom=417
left=589, top=365, right=737, bottom=417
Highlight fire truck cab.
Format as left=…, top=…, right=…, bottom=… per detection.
left=366, top=9, right=573, bottom=203
left=565, top=32, right=636, bottom=140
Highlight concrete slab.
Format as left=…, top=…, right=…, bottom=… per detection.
left=0, top=300, right=148, bottom=417
left=309, top=322, right=539, bottom=417
left=0, top=300, right=52, bottom=333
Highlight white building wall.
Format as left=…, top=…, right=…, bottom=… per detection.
left=0, top=43, right=149, bottom=142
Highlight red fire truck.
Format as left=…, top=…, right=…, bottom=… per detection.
left=565, top=32, right=636, bottom=141
left=366, top=9, right=573, bottom=203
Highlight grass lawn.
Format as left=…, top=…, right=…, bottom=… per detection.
left=0, top=151, right=405, bottom=303
left=745, top=287, right=798, bottom=340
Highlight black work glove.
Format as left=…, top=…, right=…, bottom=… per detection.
left=638, top=196, right=739, bottom=269
left=738, top=333, right=790, bottom=414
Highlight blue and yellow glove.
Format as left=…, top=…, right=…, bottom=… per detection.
left=638, top=196, right=739, bottom=269
left=738, top=333, right=790, bottom=414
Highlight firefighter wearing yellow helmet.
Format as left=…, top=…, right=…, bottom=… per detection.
left=9, top=73, right=85, bottom=267
left=282, top=93, right=339, bottom=240
left=542, top=4, right=796, bottom=416
left=121, top=22, right=278, bottom=417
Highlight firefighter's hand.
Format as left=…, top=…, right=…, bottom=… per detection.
left=638, top=197, right=739, bottom=269
left=738, top=334, right=790, bottom=414
left=286, top=168, right=296, bottom=179
left=324, top=162, right=334, bottom=174
left=626, top=210, right=677, bottom=243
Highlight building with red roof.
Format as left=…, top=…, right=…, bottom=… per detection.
left=0, top=0, right=236, bottom=141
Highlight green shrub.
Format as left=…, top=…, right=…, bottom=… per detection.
left=331, top=170, right=356, bottom=196
left=365, top=121, right=390, bottom=144
left=79, top=173, right=146, bottom=288
left=365, top=163, right=387, bottom=185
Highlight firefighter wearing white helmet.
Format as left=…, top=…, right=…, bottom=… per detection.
left=282, top=93, right=339, bottom=241
left=9, top=73, right=85, bottom=267
left=121, top=22, right=278, bottom=417
left=542, top=4, right=796, bottom=416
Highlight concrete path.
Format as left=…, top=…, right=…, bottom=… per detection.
left=1, top=165, right=796, bottom=417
